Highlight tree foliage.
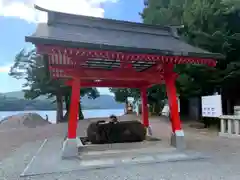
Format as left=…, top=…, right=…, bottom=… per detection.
left=109, top=85, right=166, bottom=114
left=141, top=0, right=240, bottom=98
left=109, top=88, right=140, bottom=103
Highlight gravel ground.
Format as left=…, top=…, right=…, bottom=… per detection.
left=2, top=115, right=240, bottom=179
left=0, top=118, right=100, bottom=160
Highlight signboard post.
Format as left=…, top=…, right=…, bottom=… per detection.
left=201, top=95, right=223, bottom=117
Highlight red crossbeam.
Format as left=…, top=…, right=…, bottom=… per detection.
left=37, top=45, right=217, bottom=67
left=65, top=80, right=151, bottom=88
left=50, top=65, right=163, bottom=83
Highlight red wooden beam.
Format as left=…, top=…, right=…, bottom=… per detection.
left=50, top=65, right=163, bottom=82
left=37, top=45, right=217, bottom=67
left=49, top=54, right=89, bottom=66
left=143, top=64, right=165, bottom=73
left=65, top=80, right=151, bottom=88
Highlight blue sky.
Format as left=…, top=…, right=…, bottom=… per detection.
left=0, top=0, right=144, bottom=94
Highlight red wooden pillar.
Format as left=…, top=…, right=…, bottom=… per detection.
left=68, top=78, right=80, bottom=139
left=141, top=87, right=149, bottom=127
left=164, top=64, right=185, bottom=149
left=163, top=64, right=182, bottom=133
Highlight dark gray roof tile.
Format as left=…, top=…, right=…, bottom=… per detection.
left=30, top=23, right=209, bottom=55
left=26, top=6, right=223, bottom=59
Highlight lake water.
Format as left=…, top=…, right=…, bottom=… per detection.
left=0, top=109, right=125, bottom=124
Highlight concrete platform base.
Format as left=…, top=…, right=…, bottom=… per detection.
left=21, top=137, right=208, bottom=177
left=146, top=126, right=153, bottom=136
left=62, top=137, right=83, bottom=159
left=170, top=130, right=186, bottom=150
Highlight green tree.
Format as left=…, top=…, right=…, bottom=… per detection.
left=109, top=85, right=166, bottom=114
left=142, top=0, right=240, bottom=100
left=142, top=0, right=189, bottom=25
left=147, top=85, right=167, bottom=114
left=109, top=88, right=139, bottom=111
left=9, top=49, right=99, bottom=122
left=180, top=0, right=240, bottom=99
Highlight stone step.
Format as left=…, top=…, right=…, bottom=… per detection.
left=79, top=146, right=176, bottom=160
left=78, top=151, right=208, bottom=170
left=80, top=140, right=166, bottom=152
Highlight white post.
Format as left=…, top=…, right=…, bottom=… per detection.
left=234, top=120, right=239, bottom=135
left=228, top=119, right=232, bottom=134
left=219, top=115, right=240, bottom=138
left=220, top=118, right=225, bottom=134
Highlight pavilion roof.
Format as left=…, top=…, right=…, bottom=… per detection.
left=26, top=6, right=223, bottom=59
left=25, top=6, right=223, bottom=87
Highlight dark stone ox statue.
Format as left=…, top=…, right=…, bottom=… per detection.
left=87, top=120, right=146, bottom=144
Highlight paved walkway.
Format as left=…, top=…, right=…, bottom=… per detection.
left=2, top=115, right=240, bottom=179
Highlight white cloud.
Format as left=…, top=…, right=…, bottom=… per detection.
left=0, top=0, right=118, bottom=23
left=0, top=64, right=11, bottom=73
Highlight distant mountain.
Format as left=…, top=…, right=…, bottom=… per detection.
left=81, top=95, right=124, bottom=109
left=1, top=91, right=50, bottom=101
left=0, top=91, right=24, bottom=98
left=0, top=91, right=124, bottom=110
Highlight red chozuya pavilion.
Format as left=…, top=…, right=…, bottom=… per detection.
left=25, top=5, right=222, bottom=158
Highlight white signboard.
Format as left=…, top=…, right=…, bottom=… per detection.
left=201, top=95, right=223, bottom=117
